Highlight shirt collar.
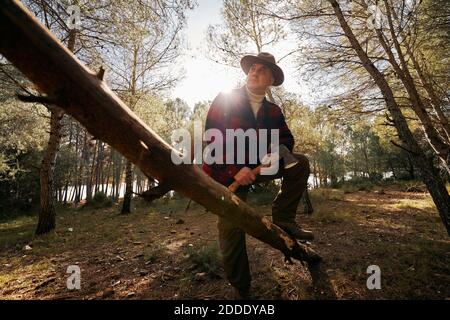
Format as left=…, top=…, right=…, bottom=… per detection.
left=236, top=86, right=270, bottom=123
left=245, top=85, right=265, bottom=103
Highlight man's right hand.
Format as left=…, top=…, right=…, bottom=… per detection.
left=233, top=167, right=256, bottom=186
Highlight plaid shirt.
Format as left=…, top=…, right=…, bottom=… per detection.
left=202, top=86, right=295, bottom=186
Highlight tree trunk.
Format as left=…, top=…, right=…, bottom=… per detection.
left=75, top=131, right=84, bottom=203
left=113, top=152, right=123, bottom=202
left=104, top=148, right=112, bottom=196
left=73, top=125, right=81, bottom=204
left=387, top=157, right=397, bottom=179
left=63, top=120, right=73, bottom=204
left=98, top=143, right=103, bottom=193
left=121, top=160, right=133, bottom=214
left=36, top=108, right=64, bottom=235
left=36, top=28, right=76, bottom=235
left=406, top=153, right=415, bottom=180
left=95, top=141, right=103, bottom=194
left=85, top=137, right=96, bottom=201
left=362, top=140, right=369, bottom=178
left=0, top=1, right=322, bottom=262
left=374, top=1, right=450, bottom=173
left=409, top=51, right=450, bottom=143
left=121, top=45, right=139, bottom=213
left=329, top=0, right=450, bottom=235
left=83, top=135, right=91, bottom=202
left=386, top=0, right=450, bottom=143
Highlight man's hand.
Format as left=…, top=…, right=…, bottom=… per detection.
left=234, top=167, right=256, bottom=186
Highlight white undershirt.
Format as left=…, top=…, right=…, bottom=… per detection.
left=245, top=85, right=265, bottom=118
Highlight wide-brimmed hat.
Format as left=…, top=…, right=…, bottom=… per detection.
left=240, top=52, right=284, bottom=86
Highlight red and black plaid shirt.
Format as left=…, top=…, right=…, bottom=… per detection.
left=202, top=86, right=294, bottom=186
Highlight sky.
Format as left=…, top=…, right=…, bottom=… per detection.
left=170, top=0, right=312, bottom=109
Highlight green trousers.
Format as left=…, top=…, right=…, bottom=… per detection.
left=217, top=153, right=311, bottom=291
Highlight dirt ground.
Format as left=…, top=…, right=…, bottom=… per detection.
left=1, top=185, right=449, bottom=300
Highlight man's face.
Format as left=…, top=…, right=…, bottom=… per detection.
left=246, top=63, right=274, bottom=92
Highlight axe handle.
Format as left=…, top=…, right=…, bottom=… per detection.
left=228, top=166, right=262, bottom=193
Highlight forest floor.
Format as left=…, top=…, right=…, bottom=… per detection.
left=1, top=184, right=449, bottom=300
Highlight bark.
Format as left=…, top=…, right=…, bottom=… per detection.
left=328, top=0, right=450, bottom=236
left=84, top=134, right=93, bottom=202
left=72, top=125, right=80, bottom=203
left=0, top=0, right=321, bottom=263
left=94, top=141, right=100, bottom=194
left=121, top=160, right=133, bottom=214
left=36, top=107, right=64, bottom=235
left=98, top=142, right=104, bottom=193
left=36, top=28, right=76, bottom=235
left=75, top=129, right=87, bottom=204
left=112, top=151, right=123, bottom=201
left=104, top=148, right=112, bottom=196
left=312, top=158, right=318, bottom=188
left=63, top=120, right=73, bottom=204
left=121, top=45, right=139, bottom=213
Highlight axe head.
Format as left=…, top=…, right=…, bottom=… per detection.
left=279, top=145, right=298, bottom=169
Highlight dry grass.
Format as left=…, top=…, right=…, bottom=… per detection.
left=0, top=187, right=449, bottom=300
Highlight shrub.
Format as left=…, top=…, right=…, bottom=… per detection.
left=340, top=179, right=375, bottom=193
left=85, top=191, right=112, bottom=209
left=187, top=242, right=222, bottom=277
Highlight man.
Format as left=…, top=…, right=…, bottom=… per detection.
left=202, top=52, right=313, bottom=299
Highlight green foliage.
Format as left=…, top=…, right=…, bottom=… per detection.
left=1, top=0, right=447, bottom=226
left=134, top=94, right=192, bottom=144
left=186, top=242, right=222, bottom=277
left=417, top=0, right=450, bottom=97
left=207, top=0, right=285, bottom=67
left=190, top=101, right=210, bottom=125
left=0, top=98, right=49, bottom=217
left=85, top=192, right=113, bottom=209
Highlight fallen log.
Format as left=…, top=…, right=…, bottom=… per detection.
left=0, top=0, right=321, bottom=264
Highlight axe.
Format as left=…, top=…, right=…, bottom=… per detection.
left=228, top=145, right=298, bottom=193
